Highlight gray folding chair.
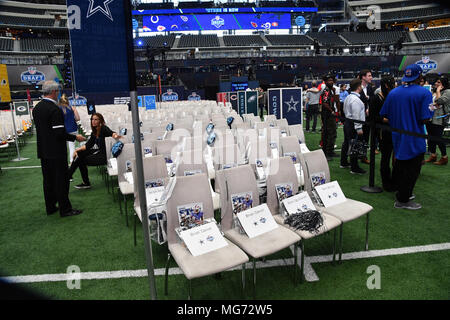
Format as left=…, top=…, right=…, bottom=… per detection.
left=301, top=149, right=373, bottom=263
left=116, top=143, right=136, bottom=227
left=132, top=155, right=169, bottom=246
left=266, top=157, right=341, bottom=282
left=217, top=165, right=301, bottom=297
left=288, top=124, right=306, bottom=144
left=165, top=173, right=249, bottom=299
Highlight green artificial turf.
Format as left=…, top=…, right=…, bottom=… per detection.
left=0, top=126, right=449, bottom=300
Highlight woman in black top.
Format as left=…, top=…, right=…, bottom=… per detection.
left=369, top=75, right=396, bottom=191
left=69, top=113, right=121, bottom=189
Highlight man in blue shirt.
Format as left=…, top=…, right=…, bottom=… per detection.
left=380, top=64, right=433, bottom=210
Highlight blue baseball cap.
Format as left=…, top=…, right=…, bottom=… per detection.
left=402, top=64, right=422, bottom=82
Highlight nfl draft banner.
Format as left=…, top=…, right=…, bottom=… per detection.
left=402, top=54, right=449, bottom=75
left=246, top=90, right=258, bottom=116
left=268, top=88, right=303, bottom=125
left=67, top=0, right=130, bottom=94
left=0, top=64, right=11, bottom=103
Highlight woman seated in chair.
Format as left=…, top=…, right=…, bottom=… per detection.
left=69, top=113, right=121, bottom=189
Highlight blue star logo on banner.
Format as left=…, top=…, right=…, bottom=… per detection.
left=284, top=95, right=299, bottom=113
left=87, top=0, right=114, bottom=21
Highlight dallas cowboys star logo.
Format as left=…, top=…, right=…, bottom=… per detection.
left=284, top=96, right=299, bottom=113
left=86, top=0, right=114, bottom=21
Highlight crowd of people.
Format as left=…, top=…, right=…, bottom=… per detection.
left=301, top=66, right=449, bottom=210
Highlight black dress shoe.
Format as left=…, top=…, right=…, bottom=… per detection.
left=61, top=209, right=83, bottom=217
left=47, top=207, right=59, bottom=215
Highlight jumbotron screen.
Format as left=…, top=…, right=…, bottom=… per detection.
left=142, top=13, right=291, bottom=32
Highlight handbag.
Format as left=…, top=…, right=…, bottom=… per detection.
left=348, top=137, right=368, bottom=159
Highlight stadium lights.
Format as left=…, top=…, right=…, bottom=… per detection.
left=137, top=40, right=143, bottom=46
left=343, top=48, right=350, bottom=53
left=365, top=46, right=371, bottom=52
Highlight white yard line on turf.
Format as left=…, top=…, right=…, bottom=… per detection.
left=2, top=166, right=41, bottom=169
left=3, top=242, right=449, bottom=284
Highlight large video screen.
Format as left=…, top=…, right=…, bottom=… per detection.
left=142, top=13, right=291, bottom=32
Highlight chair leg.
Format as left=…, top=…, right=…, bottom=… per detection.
left=339, top=223, right=344, bottom=264
left=294, top=242, right=298, bottom=286
left=124, top=195, right=129, bottom=227
left=188, top=279, right=192, bottom=300
left=300, top=240, right=305, bottom=284
left=133, top=214, right=137, bottom=246
left=365, top=213, right=370, bottom=251
left=253, top=258, right=257, bottom=299
left=118, top=189, right=123, bottom=215
left=164, top=252, right=172, bottom=296
left=241, top=263, right=246, bottom=298
left=332, top=228, right=337, bottom=265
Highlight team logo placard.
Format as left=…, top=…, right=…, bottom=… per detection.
left=21, top=67, right=45, bottom=85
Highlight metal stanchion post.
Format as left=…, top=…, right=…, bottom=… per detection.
left=361, top=118, right=382, bottom=193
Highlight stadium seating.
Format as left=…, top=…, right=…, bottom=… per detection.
left=266, top=35, right=314, bottom=46
left=0, top=38, right=14, bottom=51
left=414, top=26, right=450, bottom=42
left=223, top=35, right=266, bottom=47
left=308, top=32, right=347, bottom=46
left=381, top=7, right=449, bottom=21
left=139, top=35, right=176, bottom=48
left=0, top=15, right=55, bottom=27
left=341, top=30, right=410, bottom=44
left=178, top=34, right=220, bottom=48
left=21, top=38, right=68, bottom=52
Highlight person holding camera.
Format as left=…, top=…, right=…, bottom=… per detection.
left=424, top=76, right=449, bottom=165
left=340, top=78, right=366, bottom=175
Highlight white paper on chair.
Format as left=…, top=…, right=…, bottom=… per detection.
left=124, top=172, right=134, bottom=185
left=146, top=186, right=165, bottom=207
left=314, top=181, right=346, bottom=207
left=282, top=191, right=316, bottom=215
left=180, top=222, right=228, bottom=257
left=109, top=158, right=117, bottom=171
left=237, top=203, right=278, bottom=238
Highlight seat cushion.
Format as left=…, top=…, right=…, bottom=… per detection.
left=274, top=213, right=341, bottom=240
left=169, top=239, right=249, bottom=280
left=119, top=181, right=134, bottom=195
left=224, top=225, right=300, bottom=259
left=321, top=198, right=373, bottom=223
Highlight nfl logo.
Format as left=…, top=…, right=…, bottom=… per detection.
left=211, top=16, right=224, bottom=28
left=28, top=67, right=36, bottom=75
left=422, top=56, right=430, bottom=63
left=405, top=69, right=412, bottom=76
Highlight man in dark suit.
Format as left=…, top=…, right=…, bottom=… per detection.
left=358, top=69, right=374, bottom=164
left=33, top=80, right=86, bottom=217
